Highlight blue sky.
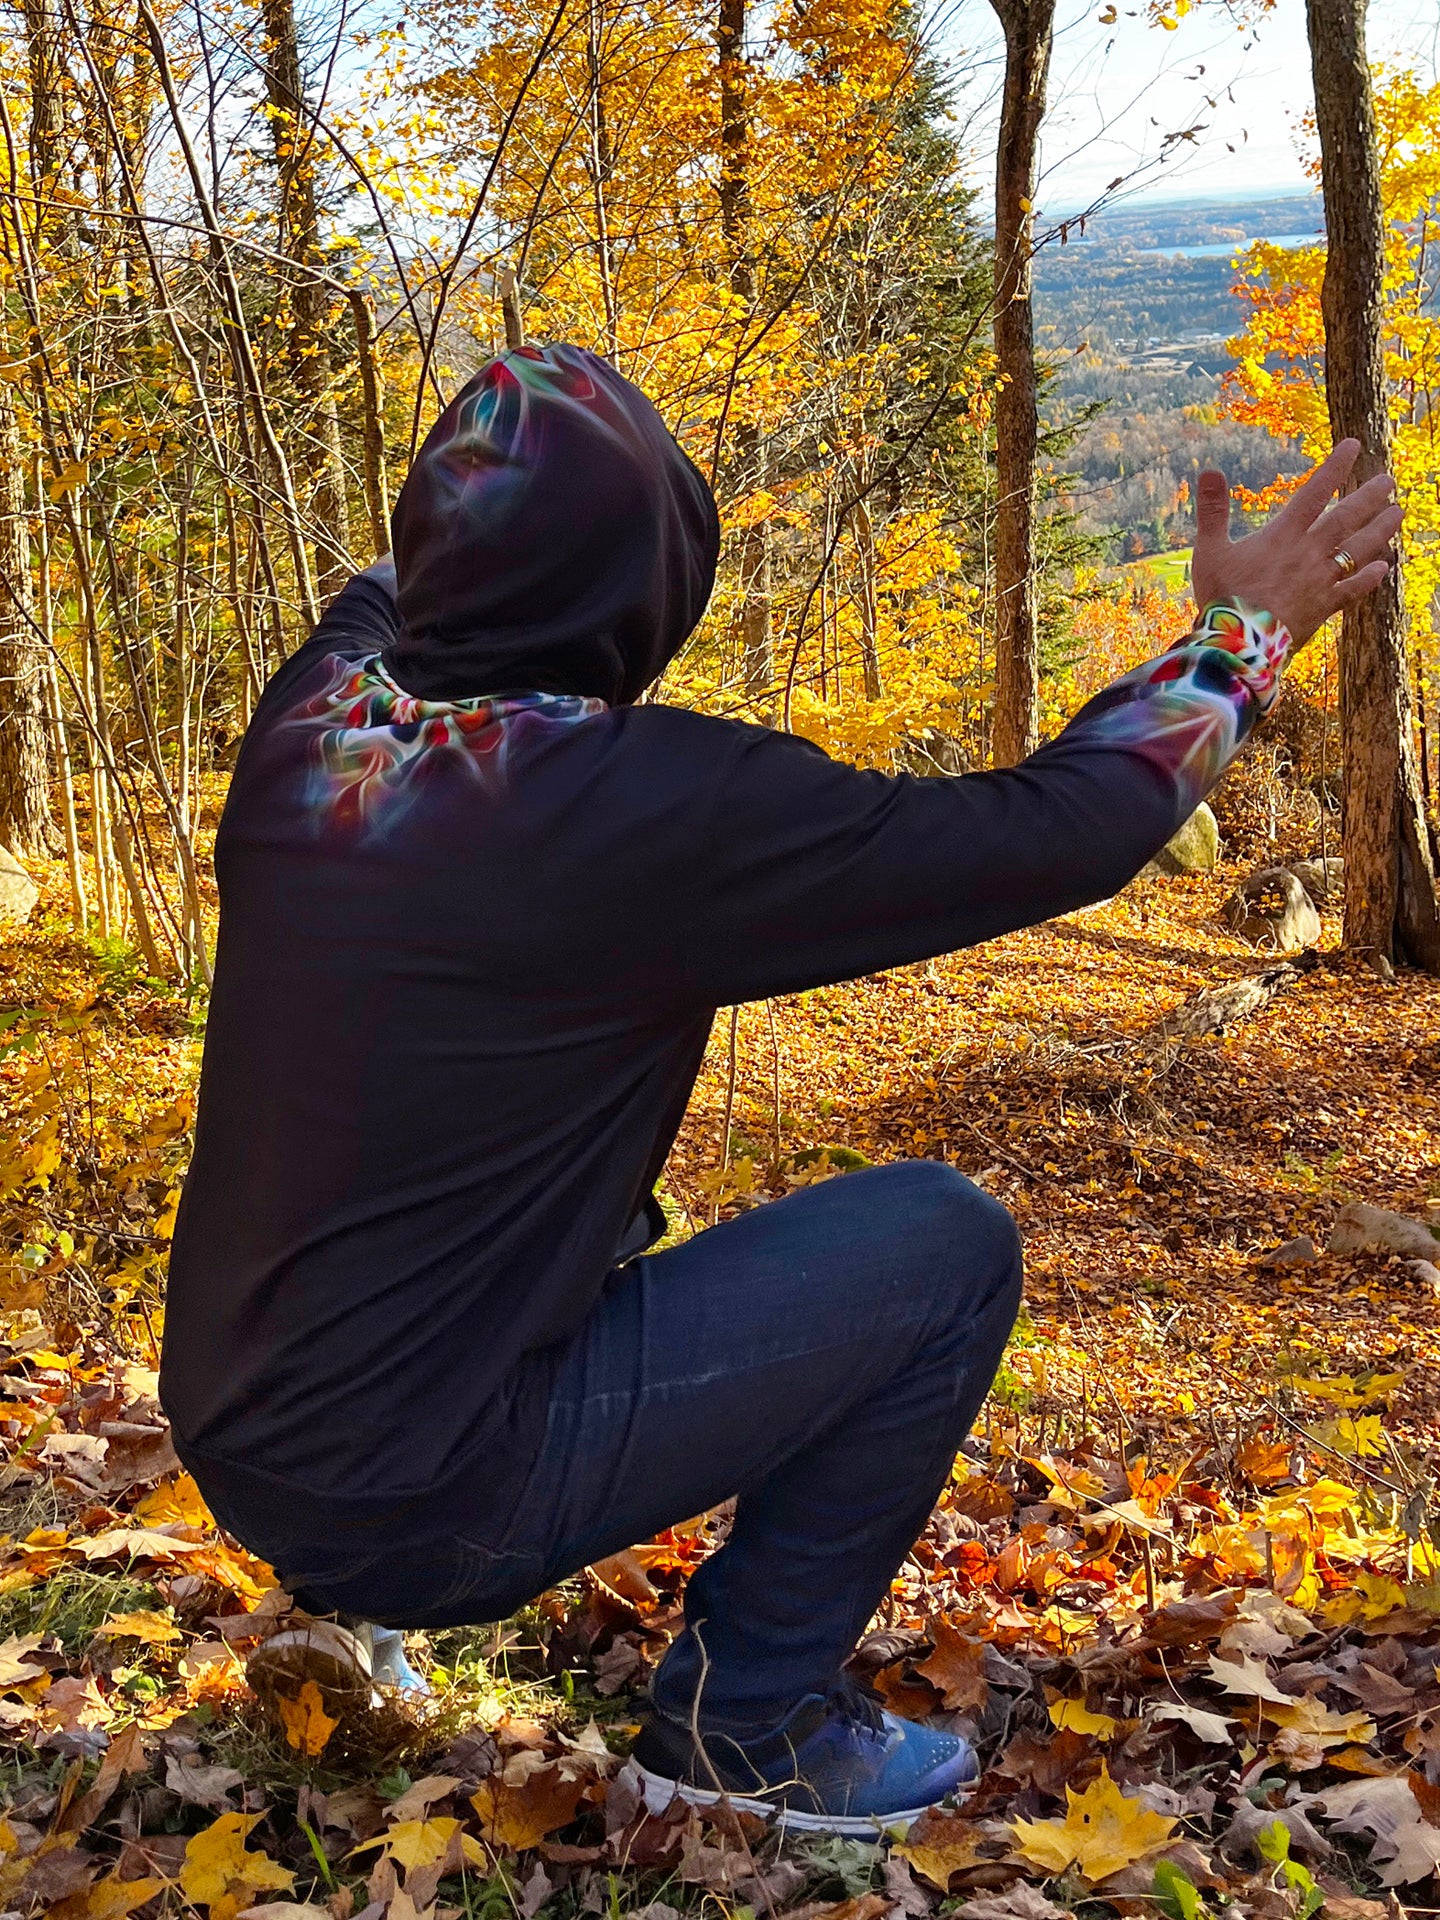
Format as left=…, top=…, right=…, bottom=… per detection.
left=943, top=0, right=1440, bottom=214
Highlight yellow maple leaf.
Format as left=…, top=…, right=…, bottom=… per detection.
left=1316, top=1416, right=1385, bottom=1459
left=95, top=1610, right=180, bottom=1646
left=180, top=1812, right=295, bottom=1920
left=1049, top=1697, right=1119, bottom=1738
left=1323, top=1571, right=1411, bottom=1626
left=351, top=1816, right=485, bottom=1871
left=277, top=1681, right=337, bottom=1757
left=1010, top=1767, right=1178, bottom=1883
left=48, top=1874, right=167, bottom=1920
left=1268, top=1696, right=1376, bottom=1769
left=134, top=1473, right=213, bottom=1530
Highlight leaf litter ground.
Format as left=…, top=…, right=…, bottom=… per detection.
left=0, top=860, right=1438, bottom=1920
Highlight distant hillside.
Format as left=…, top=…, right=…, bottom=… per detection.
left=1034, top=192, right=1322, bottom=561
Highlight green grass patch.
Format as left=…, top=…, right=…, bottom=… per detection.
left=1123, top=547, right=1192, bottom=593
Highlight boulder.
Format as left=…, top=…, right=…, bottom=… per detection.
left=1223, top=866, right=1321, bottom=953
left=0, top=845, right=37, bottom=924
left=1328, top=1201, right=1440, bottom=1262
left=1152, top=802, right=1220, bottom=875
left=1285, top=855, right=1343, bottom=907
left=1255, top=1234, right=1318, bottom=1268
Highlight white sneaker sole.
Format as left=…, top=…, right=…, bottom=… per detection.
left=625, top=1758, right=962, bottom=1839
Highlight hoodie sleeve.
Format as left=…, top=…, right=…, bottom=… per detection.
left=684, top=601, right=1293, bottom=1004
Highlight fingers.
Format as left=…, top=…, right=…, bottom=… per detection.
left=1315, top=471, right=1398, bottom=550
left=1194, top=468, right=1231, bottom=547
left=1275, top=438, right=1361, bottom=531
left=1326, top=501, right=1404, bottom=574
left=1331, top=558, right=1392, bottom=612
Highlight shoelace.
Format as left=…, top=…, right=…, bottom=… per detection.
left=825, top=1677, right=888, bottom=1739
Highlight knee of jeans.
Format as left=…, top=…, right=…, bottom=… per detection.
left=881, top=1159, right=1023, bottom=1312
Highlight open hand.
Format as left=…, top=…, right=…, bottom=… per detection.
left=1190, top=439, right=1401, bottom=646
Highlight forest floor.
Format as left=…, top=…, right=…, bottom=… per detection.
left=1, top=852, right=1438, bottom=1920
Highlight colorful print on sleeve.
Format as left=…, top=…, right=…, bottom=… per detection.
left=1062, top=601, right=1294, bottom=820
left=289, top=649, right=606, bottom=837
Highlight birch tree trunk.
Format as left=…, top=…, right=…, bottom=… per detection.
left=1306, top=0, right=1440, bottom=972
left=987, top=0, right=1054, bottom=767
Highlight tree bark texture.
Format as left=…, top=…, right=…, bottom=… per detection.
left=719, top=0, right=772, bottom=699
left=988, top=0, right=1054, bottom=767
left=348, top=291, right=391, bottom=556
left=1306, top=0, right=1440, bottom=970
left=0, top=391, right=52, bottom=857
left=260, top=0, right=352, bottom=603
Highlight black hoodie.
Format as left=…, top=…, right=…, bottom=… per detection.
left=160, top=344, right=1292, bottom=1526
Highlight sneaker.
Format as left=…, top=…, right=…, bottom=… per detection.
left=246, top=1617, right=431, bottom=1708
left=627, top=1681, right=979, bottom=1838
left=356, top=1622, right=432, bottom=1697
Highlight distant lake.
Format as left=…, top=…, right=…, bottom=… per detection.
left=1141, top=232, right=1323, bottom=258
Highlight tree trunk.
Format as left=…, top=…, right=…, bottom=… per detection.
left=0, top=392, right=52, bottom=856
left=1306, top=0, right=1440, bottom=971
left=349, top=290, right=391, bottom=555
left=987, top=0, right=1054, bottom=767
left=259, top=0, right=352, bottom=602
left=719, top=0, right=772, bottom=699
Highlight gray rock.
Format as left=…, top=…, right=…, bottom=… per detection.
left=1153, top=802, right=1220, bottom=874
left=1286, top=855, right=1344, bottom=907
left=1256, top=1234, right=1319, bottom=1267
left=1328, top=1200, right=1440, bottom=1261
left=1223, top=866, right=1321, bottom=952
left=0, top=845, right=37, bottom=924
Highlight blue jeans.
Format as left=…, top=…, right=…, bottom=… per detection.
left=195, top=1162, right=1022, bottom=1729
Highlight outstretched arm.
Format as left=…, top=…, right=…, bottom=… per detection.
left=682, top=443, right=1399, bottom=1006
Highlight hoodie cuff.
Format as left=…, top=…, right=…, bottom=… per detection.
left=1050, top=599, right=1296, bottom=824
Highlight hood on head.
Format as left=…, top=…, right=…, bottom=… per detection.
left=386, top=343, right=720, bottom=705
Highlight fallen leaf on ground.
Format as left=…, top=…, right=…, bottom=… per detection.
left=351, top=1816, right=485, bottom=1872
left=0, top=1634, right=45, bottom=1687
left=1010, top=1766, right=1178, bottom=1883
left=94, top=1609, right=180, bottom=1645
left=180, top=1811, right=295, bottom=1920
left=78, top=1528, right=203, bottom=1562
left=1147, top=1701, right=1236, bottom=1744
left=1049, top=1697, right=1118, bottom=1738
left=277, top=1680, right=338, bottom=1757
left=893, top=1807, right=988, bottom=1888
left=471, top=1763, right=588, bottom=1851
left=915, top=1620, right=989, bottom=1710
left=1206, top=1651, right=1296, bottom=1704
left=48, top=1873, right=167, bottom=1920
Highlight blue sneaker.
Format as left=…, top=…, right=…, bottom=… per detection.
left=356, top=1622, right=432, bottom=1697
left=627, top=1682, right=978, bottom=1837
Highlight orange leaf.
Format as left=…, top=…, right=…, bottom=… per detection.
left=277, top=1681, right=338, bottom=1757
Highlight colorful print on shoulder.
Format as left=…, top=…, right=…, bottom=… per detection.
left=1065, top=600, right=1294, bottom=821
left=287, top=650, right=606, bottom=836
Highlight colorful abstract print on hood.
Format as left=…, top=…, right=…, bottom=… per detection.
left=1070, top=601, right=1294, bottom=819
left=292, top=648, right=604, bottom=836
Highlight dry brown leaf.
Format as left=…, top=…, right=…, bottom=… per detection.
left=384, top=1776, right=462, bottom=1822
left=893, top=1807, right=988, bottom=1888
left=914, top=1620, right=989, bottom=1711
left=471, top=1763, right=587, bottom=1852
